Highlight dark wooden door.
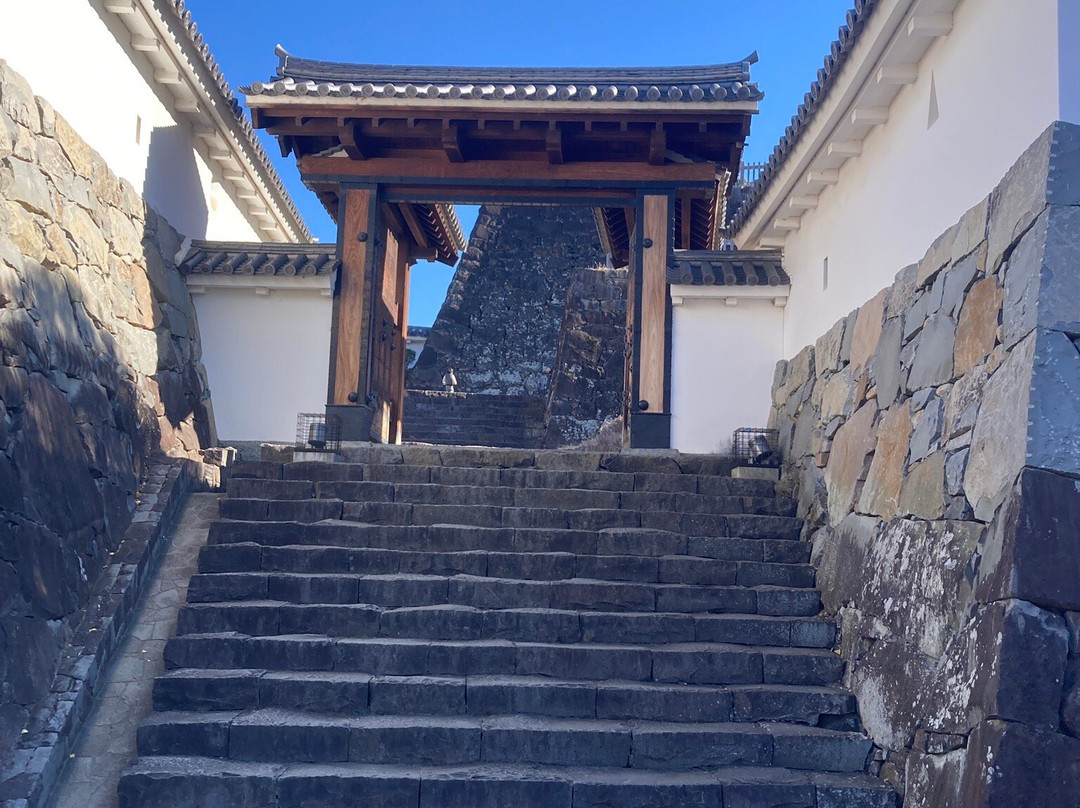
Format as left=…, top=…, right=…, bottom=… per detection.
left=370, top=230, right=408, bottom=443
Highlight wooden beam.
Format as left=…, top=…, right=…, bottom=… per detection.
left=545, top=126, right=564, bottom=165
left=398, top=203, right=430, bottom=249
left=649, top=125, right=666, bottom=166
left=678, top=195, right=691, bottom=250
left=332, top=188, right=373, bottom=406
left=442, top=124, right=465, bottom=163
left=300, top=156, right=717, bottom=185
left=382, top=202, right=407, bottom=237
left=639, top=194, right=668, bottom=412
left=338, top=121, right=366, bottom=160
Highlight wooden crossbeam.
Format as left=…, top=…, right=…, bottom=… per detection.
left=398, top=203, right=430, bottom=249
left=338, top=121, right=366, bottom=160
left=546, top=126, right=564, bottom=165
left=442, top=124, right=465, bottom=163
left=649, top=125, right=666, bottom=166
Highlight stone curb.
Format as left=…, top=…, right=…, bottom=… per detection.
left=0, top=457, right=213, bottom=808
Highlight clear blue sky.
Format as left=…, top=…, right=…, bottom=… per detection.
left=185, top=0, right=852, bottom=325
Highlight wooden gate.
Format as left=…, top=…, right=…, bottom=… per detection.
left=370, top=228, right=409, bottom=443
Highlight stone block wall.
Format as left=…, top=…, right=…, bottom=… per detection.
left=770, top=121, right=1080, bottom=805
left=544, top=265, right=627, bottom=447
left=0, top=61, right=211, bottom=768
left=408, top=205, right=609, bottom=397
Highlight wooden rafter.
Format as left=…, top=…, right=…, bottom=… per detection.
left=441, top=124, right=465, bottom=163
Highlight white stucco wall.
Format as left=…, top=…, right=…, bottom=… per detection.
left=192, top=287, right=332, bottom=442
left=670, top=294, right=785, bottom=454
left=775, top=0, right=1064, bottom=356
left=0, top=0, right=259, bottom=242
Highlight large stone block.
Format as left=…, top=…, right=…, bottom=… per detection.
left=870, top=317, right=903, bottom=409
left=954, top=276, right=1002, bottom=376
left=850, top=290, right=886, bottom=371
left=966, top=599, right=1068, bottom=731
left=964, top=332, right=1035, bottom=516
left=957, top=719, right=1080, bottom=807
left=811, top=514, right=878, bottom=614
left=977, top=467, right=1080, bottom=611
left=1027, top=328, right=1080, bottom=476
left=906, top=314, right=956, bottom=392
left=824, top=403, right=877, bottom=525
left=858, top=402, right=910, bottom=520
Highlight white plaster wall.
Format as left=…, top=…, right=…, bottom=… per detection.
left=778, top=0, right=1062, bottom=356
left=0, top=0, right=260, bottom=242
left=1059, top=0, right=1080, bottom=125
left=670, top=295, right=785, bottom=454
left=192, top=288, right=332, bottom=442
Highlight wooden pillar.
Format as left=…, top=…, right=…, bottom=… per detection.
left=627, top=193, right=672, bottom=448
left=327, top=186, right=377, bottom=440
left=393, top=257, right=411, bottom=444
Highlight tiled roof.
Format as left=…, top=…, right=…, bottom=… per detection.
left=244, top=47, right=763, bottom=104
left=180, top=241, right=338, bottom=277
left=730, top=0, right=880, bottom=231
left=159, top=1, right=311, bottom=241
left=667, top=250, right=788, bottom=286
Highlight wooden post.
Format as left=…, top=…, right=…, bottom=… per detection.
left=627, top=193, right=671, bottom=448
left=639, top=194, right=668, bottom=413
left=327, top=187, right=382, bottom=441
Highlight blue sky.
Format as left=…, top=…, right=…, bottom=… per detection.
left=185, top=0, right=853, bottom=324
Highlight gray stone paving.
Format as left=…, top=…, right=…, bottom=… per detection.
left=43, top=494, right=218, bottom=808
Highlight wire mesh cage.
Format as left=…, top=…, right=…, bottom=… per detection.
left=732, top=427, right=780, bottom=467
left=295, top=412, right=342, bottom=453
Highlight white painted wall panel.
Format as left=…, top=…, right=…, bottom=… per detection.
left=193, top=288, right=332, bottom=442
left=670, top=296, right=784, bottom=454
left=777, top=0, right=1061, bottom=355
left=0, top=0, right=259, bottom=242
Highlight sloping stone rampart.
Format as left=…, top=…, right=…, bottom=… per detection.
left=408, top=205, right=625, bottom=446
left=0, top=60, right=212, bottom=779
left=770, top=121, right=1080, bottom=805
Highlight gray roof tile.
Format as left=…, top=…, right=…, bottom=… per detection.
left=243, top=47, right=764, bottom=105
left=180, top=241, right=338, bottom=277
left=667, top=250, right=788, bottom=286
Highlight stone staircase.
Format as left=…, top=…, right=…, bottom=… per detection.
left=118, top=445, right=897, bottom=807
left=402, top=390, right=546, bottom=448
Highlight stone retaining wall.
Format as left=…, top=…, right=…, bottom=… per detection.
left=770, top=122, right=1080, bottom=805
left=544, top=265, right=627, bottom=447
left=0, top=61, right=212, bottom=775
left=408, top=205, right=609, bottom=397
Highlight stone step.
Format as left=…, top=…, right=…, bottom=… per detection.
left=236, top=446, right=738, bottom=476
left=184, top=572, right=821, bottom=614
left=206, top=521, right=811, bottom=562
left=163, top=635, right=845, bottom=686
left=225, top=478, right=794, bottom=516
left=136, top=709, right=873, bottom=772
left=235, top=460, right=774, bottom=498
left=118, top=757, right=898, bottom=808
left=198, top=543, right=814, bottom=585
left=152, top=670, right=856, bottom=725
left=177, top=602, right=834, bottom=646
left=215, top=501, right=803, bottom=536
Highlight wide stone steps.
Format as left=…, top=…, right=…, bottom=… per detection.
left=206, top=522, right=811, bottom=562
left=119, top=448, right=898, bottom=807
left=152, top=670, right=856, bottom=725
left=136, top=709, right=872, bottom=773
left=118, top=757, right=897, bottom=808
left=176, top=602, right=834, bottom=647
left=163, top=634, right=845, bottom=687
